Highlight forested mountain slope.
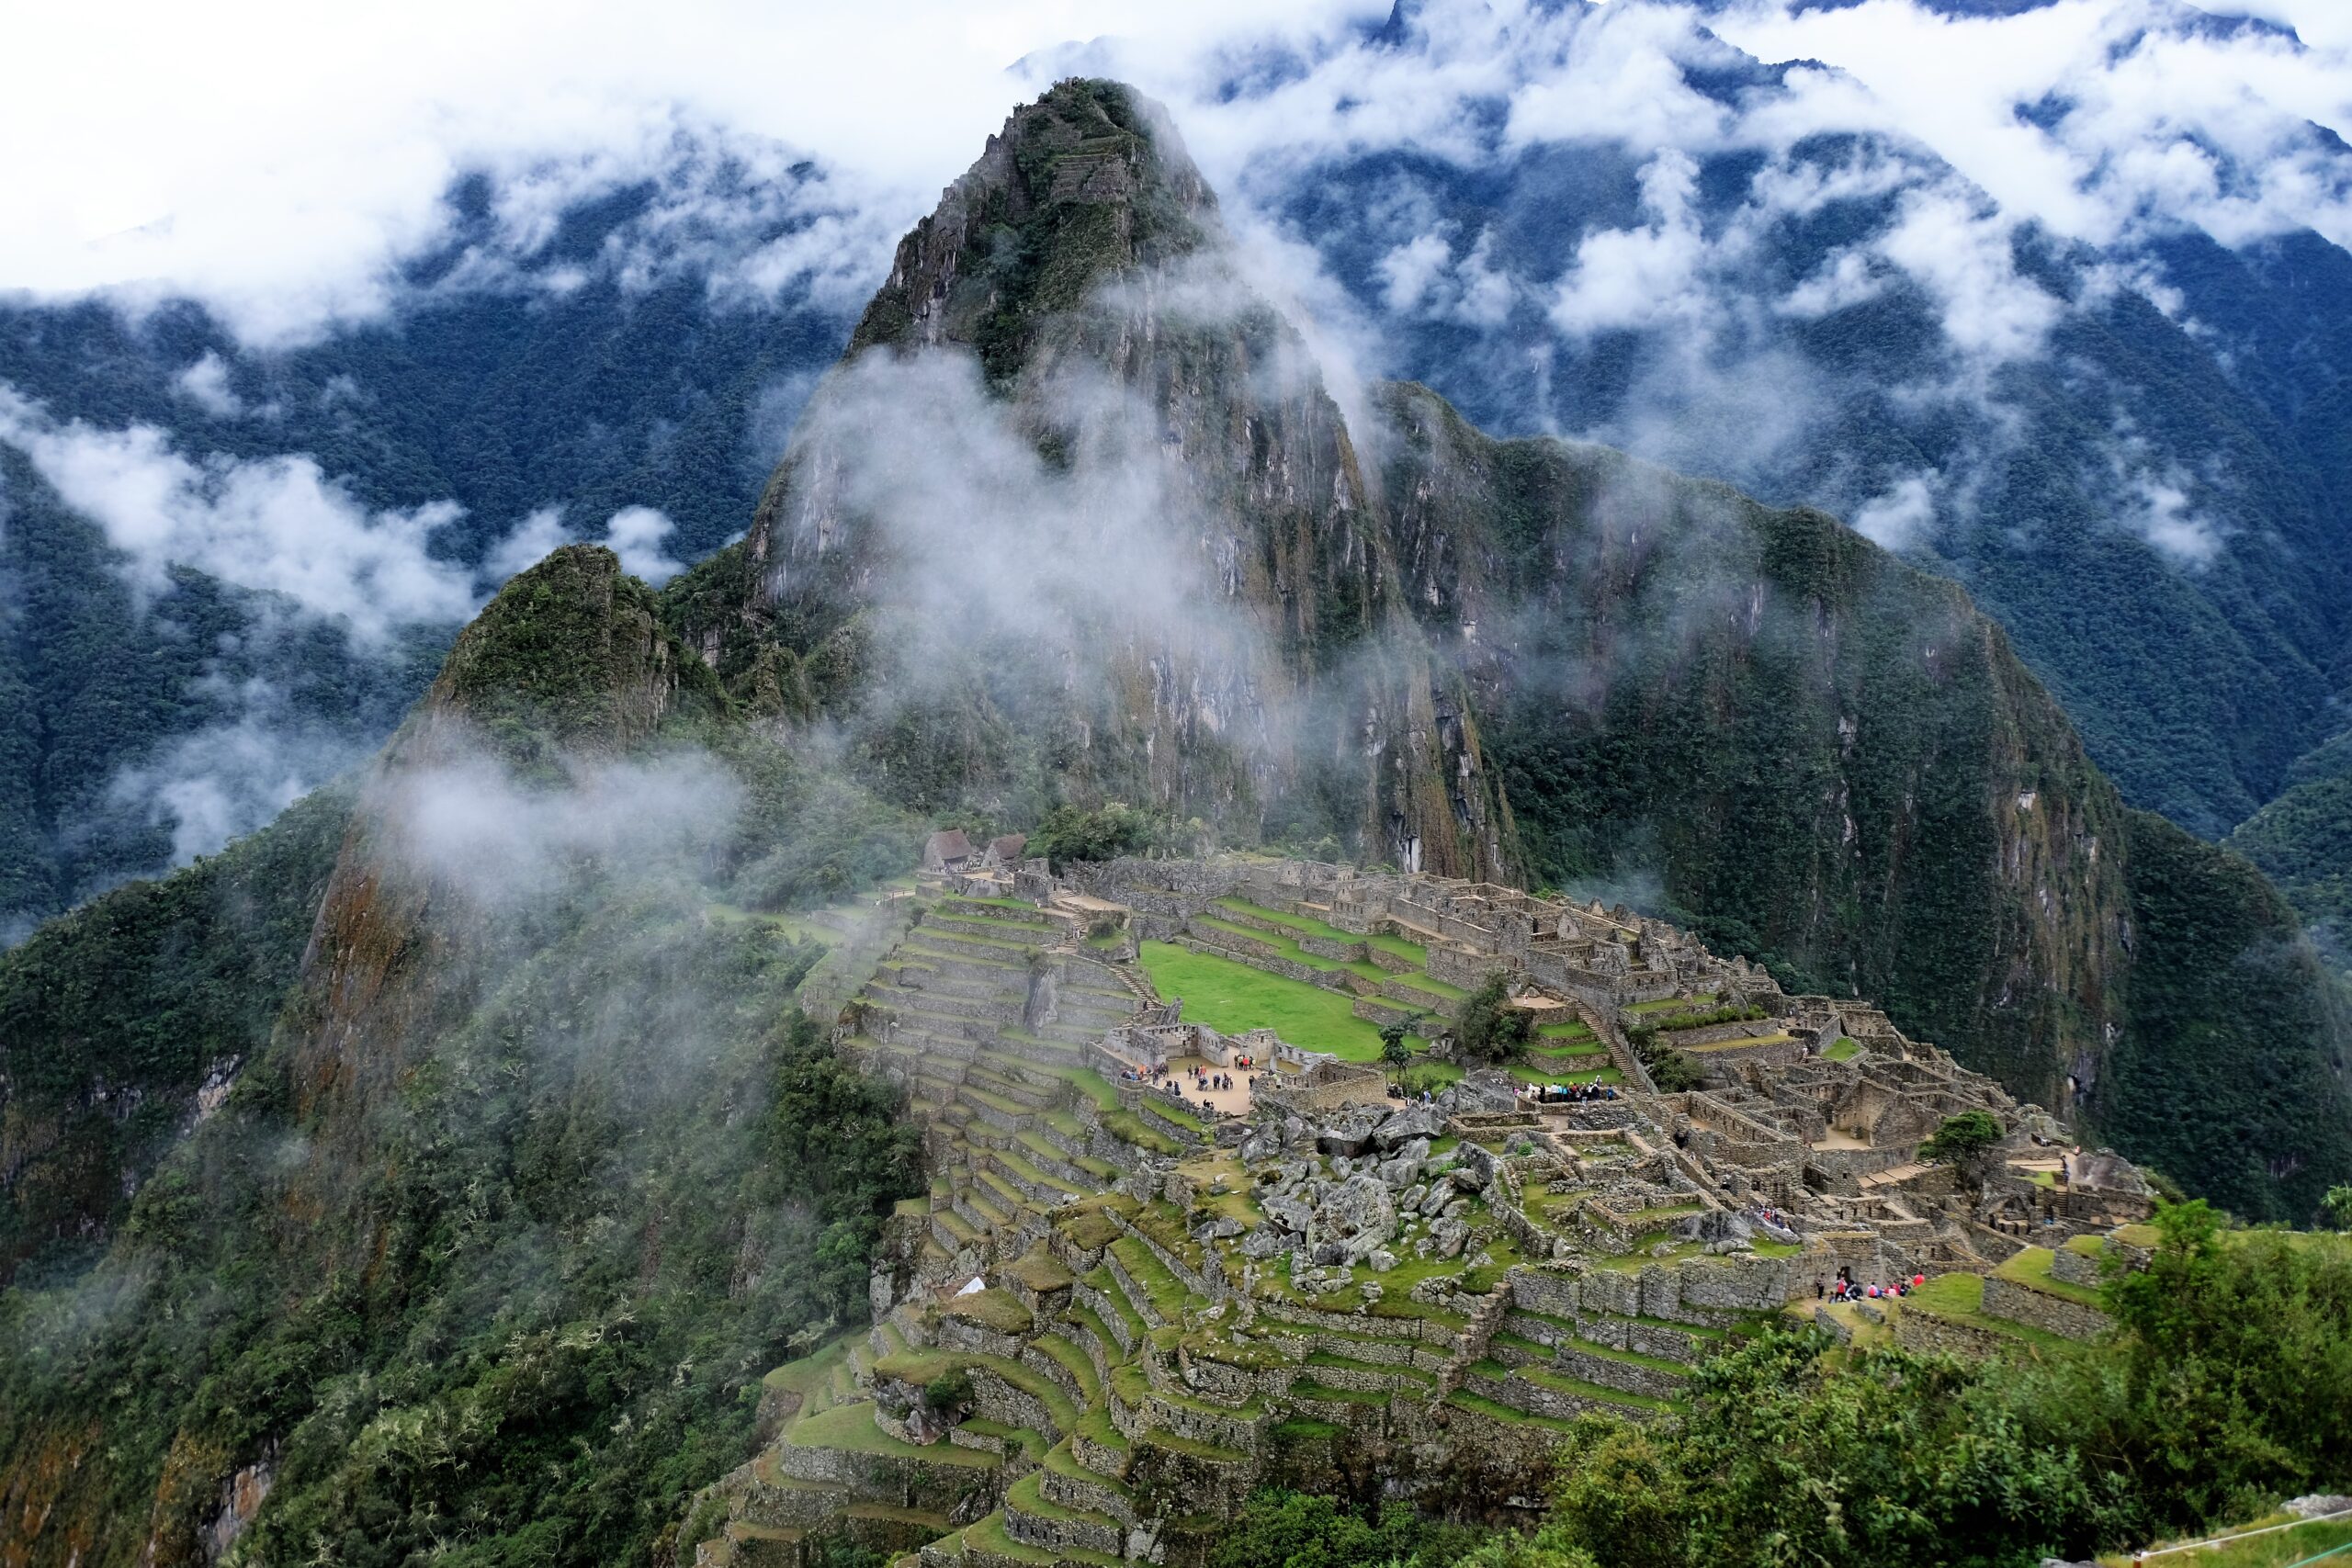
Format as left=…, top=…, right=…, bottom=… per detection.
left=0, top=547, right=919, bottom=1562
left=1226, top=0, right=2352, bottom=843
left=0, top=75, right=2347, bottom=1568
left=674, top=80, right=2350, bottom=1220
left=0, top=178, right=862, bottom=935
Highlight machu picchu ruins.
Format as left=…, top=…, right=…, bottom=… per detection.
left=686, top=853, right=2164, bottom=1568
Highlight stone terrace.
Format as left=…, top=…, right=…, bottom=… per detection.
left=684, top=856, right=2155, bottom=1568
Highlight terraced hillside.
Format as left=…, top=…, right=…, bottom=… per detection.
left=680, top=856, right=2161, bottom=1567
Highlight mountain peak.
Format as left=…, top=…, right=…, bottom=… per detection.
left=847, top=78, right=1216, bottom=372
left=418, top=543, right=717, bottom=772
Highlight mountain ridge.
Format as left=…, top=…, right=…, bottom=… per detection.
left=0, top=73, right=2346, bottom=1568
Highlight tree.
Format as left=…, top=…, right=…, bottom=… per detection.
left=2325, top=1184, right=2352, bottom=1232
left=1380, top=1018, right=1417, bottom=1079
left=1545, top=1418, right=1687, bottom=1568
left=1453, top=972, right=1533, bottom=1064
left=1920, top=1110, right=2004, bottom=1174
left=1028, top=803, right=1159, bottom=871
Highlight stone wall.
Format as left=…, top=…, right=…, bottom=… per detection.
left=1981, top=1276, right=2110, bottom=1340
left=1893, top=1307, right=2021, bottom=1359
left=2048, top=1244, right=2105, bottom=1290
left=1008, top=1501, right=1124, bottom=1559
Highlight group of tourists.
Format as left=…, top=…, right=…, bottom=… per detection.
left=1817, top=1266, right=1928, bottom=1303
left=1521, top=1080, right=1620, bottom=1104
left=1108, top=1059, right=1248, bottom=1119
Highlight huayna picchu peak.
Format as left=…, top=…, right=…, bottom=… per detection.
left=0, top=75, right=2346, bottom=1568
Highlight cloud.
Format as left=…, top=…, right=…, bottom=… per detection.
left=1874, top=188, right=2062, bottom=368
left=483, top=503, right=686, bottom=585
left=605, top=505, right=684, bottom=583
left=0, top=0, right=1375, bottom=346
left=484, top=507, right=575, bottom=584
left=0, top=386, right=481, bottom=641
left=381, top=743, right=744, bottom=910
left=1377, top=225, right=1516, bottom=327
left=170, top=352, right=244, bottom=418
left=1708, top=0, right=2352, bottom=251
left=1548, top=151, right=1710, bottom=339
left=777, top=348, right=1250, bottom=663
left=1778, top=249, right=1887, bottom=319
left=103, top=697, right=369, bottom=865
left=1851, top=473, right=1939, bottom=552
left=2126, top=472, right=2222, bottom=566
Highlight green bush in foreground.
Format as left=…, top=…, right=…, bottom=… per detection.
left=1531, top=1201, right=2352, bottom=1568
left=1225, top=1204, right=2349, bottom=1568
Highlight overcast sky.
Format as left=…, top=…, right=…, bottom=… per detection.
left=4, top=0, right=2345, bottom=878
left=6, top=0, right=2346, bottom=345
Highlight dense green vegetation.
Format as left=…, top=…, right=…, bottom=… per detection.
left=2104, top=812, right=2352, bottom=1223
left=2228, top=772, right=2352, bottom=971
left=0, top=782, right=352, bottom=1282
left=1219, top=1205, right=2351, bottom=1568
left=1029, top=802, right=1161, bottom=871
left=0, top=449, right=428, bottom=931
left=0, top=547, right=925, bottom=1564
left=1920, top=1110, right=2005, bottom=1169
left=1452, top=971, right=1533, bottom=1065
left=0, top=923, right=916, bottom=1564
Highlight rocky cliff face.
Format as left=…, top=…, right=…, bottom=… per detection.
left=668, top=80, right=2347, bottom=1217
left=671, top=80, right=1516, bottom=879
left=1372, top=384, right=2129, bottom=1111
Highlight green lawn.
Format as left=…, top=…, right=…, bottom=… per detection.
left=1193, top=916, right=1387, bottom=983
left=1995, top=1246, right=2107, bottom=1309
left=1213, top=897, right=1430, bottom=964
left=1824, top=1038, right=1862, bottom=1062
left=1138, top=942, right=1399, bottom=1060
left=1388, top=974, right=1467, bottom=1003
left=1906, top=1272, right=2075, bottom=1351
left=789, top=1402, right=999, bottom=1465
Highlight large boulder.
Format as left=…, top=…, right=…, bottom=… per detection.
left=1238, top=1224, right=1288, bottom=1260
left=1373, top=1104, right=1444, bottom=1149
left=1312, top=1174, right=1398, bottom=1260
left=1261, top=1194, right=1313, bottom=1234
left=1446, top=1071, right=1519, bottom=1114
left=1315, top=1105, right=1389, bottom=1157
left=1451, top=1143, right=1498, bottom=1191
left=1376, top=1138, right=1429, bottom=1189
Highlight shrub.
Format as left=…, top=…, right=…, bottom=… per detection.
left=1029, top=803, right=1161, bottom=870
left=1453, top=973, right=1534, bottom=1064
left=922, top=1370, right=974, bottom=1413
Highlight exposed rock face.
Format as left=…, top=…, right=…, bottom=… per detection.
left=673, top=80, right=1513, bottom=878
left=1375, top=389, right=2132, bottom=1111
left=288, top=546, right=721, bottom=1139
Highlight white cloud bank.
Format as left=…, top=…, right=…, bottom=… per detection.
left=0, top=386, right=481, bottom=641
left=0, top=0, right=1378, bottom=345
